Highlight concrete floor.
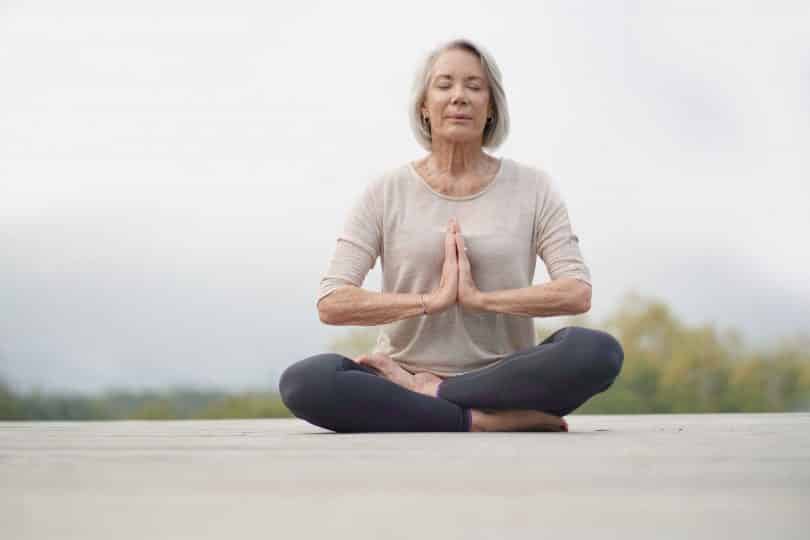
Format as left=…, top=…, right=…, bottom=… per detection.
left=2, top=413, right=809, bottom=539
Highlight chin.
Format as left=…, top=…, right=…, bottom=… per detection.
left=439, top=130, right=483, bottom=143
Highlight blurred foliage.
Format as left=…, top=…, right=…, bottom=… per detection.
left=0, top=383, right=289, bottom=421
left=1, top=290, right=808, bottom=420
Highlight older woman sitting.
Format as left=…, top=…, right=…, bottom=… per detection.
left=279, top=38, right=623, bottom=433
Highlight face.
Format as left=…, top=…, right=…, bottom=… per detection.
left=422, top=48, right=492, bottom=145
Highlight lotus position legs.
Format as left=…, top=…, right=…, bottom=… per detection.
left=279, top=326, right=623, bottom=433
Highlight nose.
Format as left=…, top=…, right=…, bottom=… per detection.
left=450, top=85, right=468, bottom=104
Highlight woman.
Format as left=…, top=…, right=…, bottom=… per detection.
left=279, top=38, right=624, bottom=433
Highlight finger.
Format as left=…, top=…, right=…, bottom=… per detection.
left=445, top=225, right=458, bottom=260
left=446, top=218, right=458, bottom=239
left=455, top=233, right=467, bottom=262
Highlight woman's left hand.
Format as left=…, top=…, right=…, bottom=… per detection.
left=454, top=222, right=485, bottom=311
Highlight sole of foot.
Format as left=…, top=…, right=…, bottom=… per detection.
left=354, top=354, right=417, bottom=391
left=473, top=409, right=568, bottom=433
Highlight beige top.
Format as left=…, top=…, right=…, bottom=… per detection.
left=316, top=157, right=592, bottom=377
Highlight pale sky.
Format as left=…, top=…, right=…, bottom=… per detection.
left=1, top=1, right=809, bottom=393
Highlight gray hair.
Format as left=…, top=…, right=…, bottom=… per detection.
left=409, top=38, right=510, bottom=151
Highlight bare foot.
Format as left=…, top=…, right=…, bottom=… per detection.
left=412, top=371, right=444, bottom=398
left=354, top=353, right=417, bottom=392
left=470, top=409, right=568, bottom=433
left=354, top=354, right=445, bottom=399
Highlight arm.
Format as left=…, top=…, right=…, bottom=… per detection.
left=315, top=177, right=390, bottom=325
left=317, top=285, right=427, bottom=326
left=476, top=277, right=591, bottom=318
left=319, top=218, right=460, bottom=326
left=460, top=169, right=592, bottom=317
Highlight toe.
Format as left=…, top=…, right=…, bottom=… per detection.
left=368, top=354, right=396, bottom=371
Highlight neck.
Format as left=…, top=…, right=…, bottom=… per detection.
left=427, top=138, right=488, bottom=177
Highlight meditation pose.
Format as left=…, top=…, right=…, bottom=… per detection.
left=279, top=38, right=624, bottom=432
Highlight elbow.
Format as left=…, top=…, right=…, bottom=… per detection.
left=318, top=299, right=349, bottom=326
left=318, top=306, right=342, bottom=326
left=318, top=309, right=334, bottom=325
left=578, top=299, right=591, bottom=315
left=317, top=298, right=338, bottom=325
left=566, top=280, right=591, bottom=315
left=316, top=285, right=355, bottom=325
left=576, top=284, right=592, bottom=314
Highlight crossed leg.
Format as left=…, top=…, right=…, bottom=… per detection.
left=353, top=354, right=568, bottom=432
left=279, top=326, right=623, bottom=433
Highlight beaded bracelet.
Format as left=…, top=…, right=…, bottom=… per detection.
left=420, top=294, right=428, bottom=315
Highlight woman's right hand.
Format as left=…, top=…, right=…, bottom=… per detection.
left=424, top=218, right=459, bottom=315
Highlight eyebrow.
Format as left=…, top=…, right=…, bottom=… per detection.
left=434, top=74, right=485, bottom=81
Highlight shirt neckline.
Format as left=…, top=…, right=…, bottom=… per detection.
left=407, top=157, right=506, bottom=201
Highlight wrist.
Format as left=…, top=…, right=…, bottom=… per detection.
left=474, top=290, right=489, bottom=311
left=419, top=293, right=432, bottom=315
left=424, top=290, right=444, bottom=315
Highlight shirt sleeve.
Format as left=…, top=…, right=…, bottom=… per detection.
left=534, top=172, right=592, bottom=287
left=316, top=179, right=383, bottom=308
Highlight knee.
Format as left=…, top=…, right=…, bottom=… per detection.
left=279, top=353, right=345, bottom=416
left=570, top=327, right=624, bottom=382
left=594, top=330, right=624, bottom=381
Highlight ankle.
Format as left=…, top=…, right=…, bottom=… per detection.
left=469, top=409, right=489, bottom=432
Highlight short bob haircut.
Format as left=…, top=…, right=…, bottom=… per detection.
left=409, top=38, right=510, bottom=151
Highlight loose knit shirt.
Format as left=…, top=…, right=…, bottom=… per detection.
left=316, top=157, right=592, bottom=377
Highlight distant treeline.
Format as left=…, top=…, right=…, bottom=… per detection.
left=0, top=385, right=289, bottom=421
left=1, top=291, right=808, bottom=420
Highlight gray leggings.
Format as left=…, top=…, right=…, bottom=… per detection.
left=279, top=326, right=624, bottom=432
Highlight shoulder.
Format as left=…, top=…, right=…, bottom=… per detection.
left=505, top=157, right=551, bottom=183
left=500, top=157, right=558, bottom=195
left=348, top=163, right=414, bottom=215
left=361, top=162, right=413, bottom=194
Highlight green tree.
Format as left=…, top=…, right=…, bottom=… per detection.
left=0, top=377, right=24, bottom=420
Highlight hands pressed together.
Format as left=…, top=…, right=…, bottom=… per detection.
left=425, top=217, right=484, bottom=315
left=353, top=218, right=481, bottom=396
left=351, top=217, right=481, bottom=396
